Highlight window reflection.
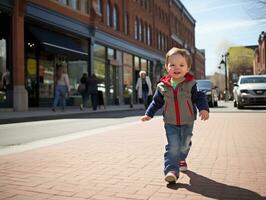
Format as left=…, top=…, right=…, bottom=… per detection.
left=94, top=44, right=106, bottom=97
left=0, top=39, right=9, bottom=104
left=123, top=53, right=133, bottom=104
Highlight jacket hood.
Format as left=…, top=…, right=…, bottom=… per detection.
left=160, top=73, right=194, bottom=86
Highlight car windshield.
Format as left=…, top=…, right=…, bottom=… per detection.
left=197, top=80, right=212, bottom=88
left=240, top=77, right=266, bottom=84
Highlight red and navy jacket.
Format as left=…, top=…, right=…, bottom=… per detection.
left=145, top=73, right=209, bottom=125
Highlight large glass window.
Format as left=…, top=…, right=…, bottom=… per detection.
left=123, top=53, right=133, bottom=103
left=107, top=47, right=115, bottom=60
left=68, top=60, right=88, bottom=96
left=134, top=56, right=140, bottom=70
left=39, top=57, right=54, bottom=99
left=141, top=58, right=147, bottom=72
left=94, top=44, right=106, bottom=97
left=0, top=39, right=9, bottom=104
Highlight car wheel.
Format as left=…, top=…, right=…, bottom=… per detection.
left=237, top=101, right=244, bottom=109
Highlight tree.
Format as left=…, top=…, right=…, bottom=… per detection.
left=227, top=47, right=254, bottom=72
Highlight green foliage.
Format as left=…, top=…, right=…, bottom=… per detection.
left=228, top=47, right=254, bottom=71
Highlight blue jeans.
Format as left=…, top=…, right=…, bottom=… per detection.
left=81, top=93, right=89, bottom=107
left=142, top=91, right=149, bottom=108
left=53, top=85, right=68, bottom=109
left=164, top=123, right=193, bottom=175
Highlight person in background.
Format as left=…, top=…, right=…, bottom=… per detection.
left=87, top=74, right=98, bottom=111
left=52, top=64, right=70, bottom=112
left=141, top=47, right=209, bottom=184
left=79, top=73, right=88, bottom=110
left=1, top=69, right=11, bottom=92
left=136, top=71, right=153, bottom=109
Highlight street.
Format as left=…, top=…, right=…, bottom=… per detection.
left=0, top=102, right=266, bottom=200
left=1, top=101, right=265, bottom=151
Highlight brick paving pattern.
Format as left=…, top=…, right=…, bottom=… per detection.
left=0, top=113, right=266, bottom=200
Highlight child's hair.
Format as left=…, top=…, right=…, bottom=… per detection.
left=165, top=47, right=192, bottom=69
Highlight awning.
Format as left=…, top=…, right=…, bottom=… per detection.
left=28, top=26, right=88, bottom=60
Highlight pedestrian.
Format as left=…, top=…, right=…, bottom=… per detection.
left=1, top=69, right=11, bottom=92
left=141, top=47, right=209, bottom=184
left=78, top=73, right=88, bottom=110
left=52, top=64, right=70, bottom=112
left=135, top=71, right=153, bottom=109
left=87, top=74, right=98, bottom=111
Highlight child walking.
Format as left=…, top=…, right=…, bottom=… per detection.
left=141, top=47, right=209, bottom=184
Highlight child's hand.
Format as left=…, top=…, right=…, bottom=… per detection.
left=199, top=110, right=209, bottom=121
left=141, top=115, right=152, bottom=122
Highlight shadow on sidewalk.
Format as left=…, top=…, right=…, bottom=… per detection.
left=167, top=170, right=266, bottom=200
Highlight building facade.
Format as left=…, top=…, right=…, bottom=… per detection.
left=254, top=31, right=266, bottom=75
left=194, top=49, right=205, bottom=79
left=0, top=0, right=203, bottom=111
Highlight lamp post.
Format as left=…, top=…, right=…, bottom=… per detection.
left=219, top=52, right=229, bottom=101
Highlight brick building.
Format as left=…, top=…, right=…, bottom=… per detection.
left=194, top=49, right=206, bottom=79
left=0, top=0, right=205, bottom=111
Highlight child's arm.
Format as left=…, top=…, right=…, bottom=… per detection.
left=199, top=110, right=209, bottom=120
left=141, top=88, right=164, bottom=122
left=141, top=115, right=152, bottom=121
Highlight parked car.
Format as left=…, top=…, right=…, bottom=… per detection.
left=233, top=75, right=266, bottom=109
left=196, top=80, right=218, bottom=107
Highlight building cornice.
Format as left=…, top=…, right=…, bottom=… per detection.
left=173, top=0, right=196, bottom=25
left=95, top=30, right=165, bottom=63
left=25, top=2, right=94, bottom=38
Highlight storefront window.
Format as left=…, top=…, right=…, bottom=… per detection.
left=94, top=44, right=106, bottom=97
left=134, top=56, right=140, bottom=70
left=68, top=60, right=88, bottom=96
left=123, top=53, right=133, bottom=104
left=39, top=58, right=54, bottom=99
left=107, top=47, right=115, bottom=60
left=0, top=39, right=9, bottom=104
left=141, top=58, right=147, bottom=73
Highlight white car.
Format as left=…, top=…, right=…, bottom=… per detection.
left=233, top=75, right=266, bottom=109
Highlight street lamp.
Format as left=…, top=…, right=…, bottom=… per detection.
left=219, top=52, right=229, bottom=101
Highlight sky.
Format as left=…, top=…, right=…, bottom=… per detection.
left=181, top=0, right=266, bottom=75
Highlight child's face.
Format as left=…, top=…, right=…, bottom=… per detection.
left=165, top=54, right=189, bottom=81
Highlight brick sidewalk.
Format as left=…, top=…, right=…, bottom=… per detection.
left=0, top=113, right=266, bottom=200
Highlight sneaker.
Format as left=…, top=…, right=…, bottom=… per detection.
left=179, top=160, right=188, bottom=172
left=164, top=171, right=177, bottom=183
